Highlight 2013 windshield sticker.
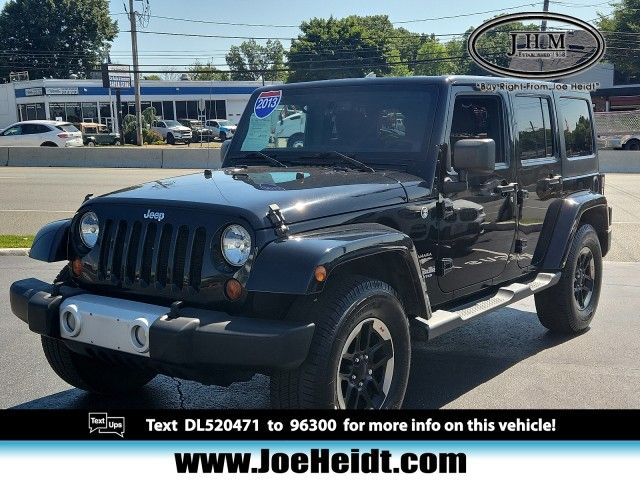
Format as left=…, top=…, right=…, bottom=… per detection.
left=254, top=90, right=282, bottom=119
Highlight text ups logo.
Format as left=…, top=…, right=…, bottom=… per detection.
left=89, top=412, right=125, bottom=438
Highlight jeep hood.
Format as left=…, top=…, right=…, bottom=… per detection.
left=87, top=167, right=407, bottom=230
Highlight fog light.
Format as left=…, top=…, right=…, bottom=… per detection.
left=131, top=324, right=149, bottom=353
left=60, top=305, right=81, bottom=337
left=225, top=278, right=243, bottom=301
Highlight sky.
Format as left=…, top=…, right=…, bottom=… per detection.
left=1, top=0, right=617, bottom=71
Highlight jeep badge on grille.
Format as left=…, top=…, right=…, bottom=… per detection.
left=143, top=209, right=165, bottom=221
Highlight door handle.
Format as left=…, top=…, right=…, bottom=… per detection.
left=494, top=182, right=518, bottom=195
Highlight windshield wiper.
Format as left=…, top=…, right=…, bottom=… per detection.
left=299, top=151, right=375, bottom=172
left=230, top=151, right=288, bottom=168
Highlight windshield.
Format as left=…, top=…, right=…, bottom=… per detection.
left=232, top=85, right=436, bottom=166
left=219, top=120, right=232, bottom=127
left=165, top=120, right=181, bottom=127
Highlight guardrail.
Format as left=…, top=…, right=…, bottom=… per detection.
left=0, top=146, right=637, bottom=173
left=0, top=146, right=221, bottom=169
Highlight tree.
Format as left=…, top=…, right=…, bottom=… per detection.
left=225, top=39, right=286, bottom=82
left=188, top=60, right=229, bottom=81
left=287, top=16, right=394, bottom=82
left=413, top=36, right=457, bottom=76
left=597, top=0, right=640, bottom=83
left=0, top=0, right=117, bottom=81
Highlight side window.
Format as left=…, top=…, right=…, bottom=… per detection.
left=450, top=95, right=505, bottom=168
left=21, top=124, right=37, bottom=135
left=2, top=125, right=21, bottom=136
left=514, top=96, right=555, bottom=161
left=560, top=97, right=594, bottom=158
left=35, top=124, right=52, bottom=134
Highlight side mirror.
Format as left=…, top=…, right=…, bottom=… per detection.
left=453, top=139, right=495, bottom=174
left=220, top=139, right=232, bottom=163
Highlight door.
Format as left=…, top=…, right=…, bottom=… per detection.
left=437, top=90, right=518, bottom=293
left=512, top=94, right=562, bottom=269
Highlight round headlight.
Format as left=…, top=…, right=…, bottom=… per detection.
left=221, top=224, right=251, bottom=266
left=79, top=211, right=99, bottom=248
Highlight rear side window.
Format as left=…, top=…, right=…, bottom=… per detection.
left=514, top=96, right=555, bottom=161
left=56, top=123, right=79, bottom=132
left=560, top=97, right=594, bottom=157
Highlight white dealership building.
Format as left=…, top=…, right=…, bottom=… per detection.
left=0, top=78, right=276, bottom=130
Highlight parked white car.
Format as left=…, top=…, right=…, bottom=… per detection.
left=0, top=120, right=83, bottom=147
left=274, top=112, right=306, bottom=148
left=204, top=119, right=237, bottom=141
left=150, top=120, right=192, bottom=144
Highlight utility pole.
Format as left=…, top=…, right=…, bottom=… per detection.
left=541, top=0, right=550, bottom=31
left=129, top=0, right=143, bottom=146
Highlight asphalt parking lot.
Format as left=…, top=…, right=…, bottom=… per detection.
left=0, top=168, right=639, bottom=409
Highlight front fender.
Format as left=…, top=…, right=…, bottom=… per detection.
left=247, top=223, right=424, bottom=297
left=29, top=219, right=71, bottom=262
left=534, top=191, right=609, bottom=270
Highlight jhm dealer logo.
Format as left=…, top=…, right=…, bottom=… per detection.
left=89, top=412, right=125, bottom=437
left=468, top=12, right=606, bottom=79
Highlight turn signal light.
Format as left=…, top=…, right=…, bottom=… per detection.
left=225, top=279, right=243, bottom=301
left=71, top=258, right=83, bottom=276
left=314, top=265, right=327, bottom=282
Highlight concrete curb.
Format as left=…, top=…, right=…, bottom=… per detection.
left=0, top=248, right=30, bottom=256
left=0, top=146, right=221, bottom=169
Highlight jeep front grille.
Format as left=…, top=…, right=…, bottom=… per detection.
left=98, top=219, right=207, bottom=291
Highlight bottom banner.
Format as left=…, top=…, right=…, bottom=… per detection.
left=1, top=441, right=639, bottom=478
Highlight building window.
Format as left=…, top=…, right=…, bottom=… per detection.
left=152, top=101, right=163, bottom=119
left=514, top=96, right=555, bottom=161
left=65, top=103, right=82, bottom=123
left=49, top=103, right=65, bottom=121
left=187, top=101, right=199, bottom=118
left=82, top=102, right=98, bottom=122
left=560, top=97, right=594, bottom=158
left=205, top=100, right=226, bottom=119
left=162, top=101, right=174, bottom=119
left=175, top=101, right=187, bottom=119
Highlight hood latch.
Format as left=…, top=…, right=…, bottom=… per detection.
left=267, top=204, right=289, bottom=237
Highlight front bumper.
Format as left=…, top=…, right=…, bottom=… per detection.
left=10, top=278, right=314, bottom=372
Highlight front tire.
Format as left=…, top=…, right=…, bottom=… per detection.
left=167, top=133, right=175, bottom=145
left=271, top=275, right=411, bottom=409
left=219, top=132, right=227, bottom=142
left=535, top=224, right=603, bottom=333
left=41, top=336, right=156, bottom=395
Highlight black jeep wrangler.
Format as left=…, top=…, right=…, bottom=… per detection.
left=10, top=76, right=612, bottom=409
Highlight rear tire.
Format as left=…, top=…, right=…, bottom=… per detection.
left=624, top=139, right=640, bottom=150
left=535, top=224, right=602, bottom=333
left=41, top=336, right=156, bottom=395
left=271, top=275, right=411, bottom=409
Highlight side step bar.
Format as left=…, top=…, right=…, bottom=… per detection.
left=416, top=272, right=560, bottom=340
